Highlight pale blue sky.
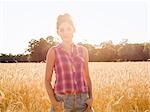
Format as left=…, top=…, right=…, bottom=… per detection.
left=0, top=0, right=150, bottom=54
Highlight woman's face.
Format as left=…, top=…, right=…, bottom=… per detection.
left=57, top=22, right=75, bottom=42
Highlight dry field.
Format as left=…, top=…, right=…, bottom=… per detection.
left=0, top=62, right=150, bottom=112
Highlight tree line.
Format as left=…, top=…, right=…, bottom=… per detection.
left=0, top=36, right=150, bottom=62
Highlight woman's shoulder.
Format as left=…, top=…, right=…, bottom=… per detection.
left=53, top=43, right=62, bottom=48
left=76, top=44, right=89, bottom=60
left=47, top=47, right=55, bottom=57
left=47, top=43, right=62, bottom=55
left=48, top=43, right=62, bottom=51
left=76, top=44, right=88, bottom=53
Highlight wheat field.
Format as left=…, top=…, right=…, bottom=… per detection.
left=0, top=62, right=150, bottom=112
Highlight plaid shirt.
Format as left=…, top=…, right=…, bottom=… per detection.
left=53, top=43, right=88, bottom=94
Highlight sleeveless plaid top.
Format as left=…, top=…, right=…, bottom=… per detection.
left=53, top=43, right=88, bottom=94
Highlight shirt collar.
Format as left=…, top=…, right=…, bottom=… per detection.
left=60, top=42, right=76, bottom=49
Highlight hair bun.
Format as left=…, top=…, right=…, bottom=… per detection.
left=57, top=13, right=75, bottom=30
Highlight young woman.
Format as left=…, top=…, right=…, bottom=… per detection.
left=45, top=13, right=93, bottom=112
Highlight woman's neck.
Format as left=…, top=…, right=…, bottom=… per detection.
left=62, top=41, right=73, bottom=49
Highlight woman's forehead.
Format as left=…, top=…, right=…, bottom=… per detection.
left=58, top=22, right=73, bottom=29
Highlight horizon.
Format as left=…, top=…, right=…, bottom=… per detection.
left=0, top=0, right=150, bottom=55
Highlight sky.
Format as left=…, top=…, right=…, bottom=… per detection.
left=0, top=0, right=150, bottom=54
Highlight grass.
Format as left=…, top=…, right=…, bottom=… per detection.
left=0, top=62, right=150, bottom=112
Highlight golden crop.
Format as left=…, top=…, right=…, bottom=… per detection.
left=0, top=62, right=150, bottom=112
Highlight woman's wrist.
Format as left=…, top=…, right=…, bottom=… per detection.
left=89, top=96, right=93, bottom=99
left=88, top=93, right=93, bottom=99
left=88, top=95, right=93, bottom=100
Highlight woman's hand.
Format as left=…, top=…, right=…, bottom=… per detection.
left=85, top=97, right=94, bottom=112
left=52, top=100, right=62, bottom=106
left=52, top=100, right=63, bottom=111
left=85, top=97, right=93, bottom=107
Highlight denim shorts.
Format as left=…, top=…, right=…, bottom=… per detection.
left=49, top=92, right=89, bottom=112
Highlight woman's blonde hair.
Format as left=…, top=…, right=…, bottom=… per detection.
left=56, top=13, right=75, bottom=30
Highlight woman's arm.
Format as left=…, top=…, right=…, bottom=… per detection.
left=45, top=47, right=58, bottom=106
left=82, top=46, right=93, bottom=99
